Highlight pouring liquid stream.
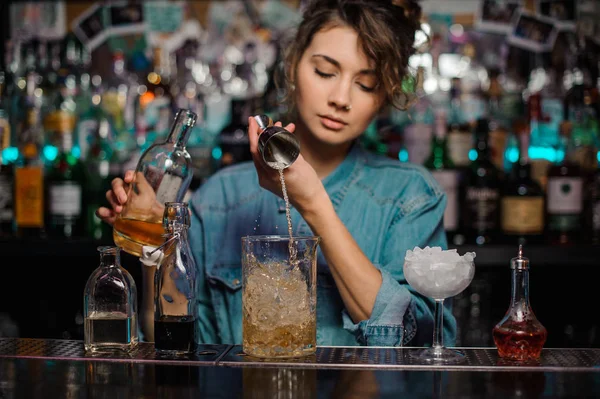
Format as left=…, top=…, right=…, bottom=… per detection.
left=277, top=166, right=297, bottom=265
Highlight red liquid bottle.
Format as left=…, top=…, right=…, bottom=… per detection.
left=493, top=245, right=547, bottom=361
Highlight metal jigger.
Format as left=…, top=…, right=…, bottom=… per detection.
left=254, top=115, right=300, bottom=169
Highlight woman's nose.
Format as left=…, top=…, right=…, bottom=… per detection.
left=327, top=80, right=352, bottom=111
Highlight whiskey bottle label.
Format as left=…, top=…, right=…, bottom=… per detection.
left=447, top=130, right=472, bottom=167
left=431, top=170, right=459, bottom=231
left=465, top=187, right=499, bottom=231
left=15, top=167, right=44, bottom=227
left=501, top=197, right=544, bottom=234
left=547, top=177, right=583, bottom=214
left=49, top=182, right=82, bottom=216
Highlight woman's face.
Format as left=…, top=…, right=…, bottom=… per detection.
left=294, top=25, right=385, bottom=147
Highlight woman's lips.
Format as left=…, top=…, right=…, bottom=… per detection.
left=319, top=115, right=347, bottom=130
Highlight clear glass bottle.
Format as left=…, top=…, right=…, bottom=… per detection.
left=84, top=246, right=138, bottom=353
left=154, top=202, right=197, bottom=354
left=493, top=245, right=547, bottom=362
left=113, top=109, right=197, bottom=257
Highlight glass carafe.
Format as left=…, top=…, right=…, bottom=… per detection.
left=84, top=246, right=138, bottom=353
left=154, top=202, right=198, bottom=354
left=242, top=235, right=320, bottom=358
left=113, top=109, right=197, bottom=257
left=493, top=245, right=547, bottom=361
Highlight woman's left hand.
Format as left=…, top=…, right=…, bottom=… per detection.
left=248, top=117, right=327, bottom=215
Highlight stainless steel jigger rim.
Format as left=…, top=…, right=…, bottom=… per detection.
left=254, top=114, right=300, bottom=169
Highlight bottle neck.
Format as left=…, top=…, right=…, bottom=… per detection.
left=510, top=268, right=530, bottom=308
left=475, top=133, right=490, bottom=158
left=100, top=250, right=120, bottom=268
left=166, top=113, right=195, bottom=148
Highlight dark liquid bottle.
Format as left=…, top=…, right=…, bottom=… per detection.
left=154, top=316, right=196, bottom=352
left=154, top=202, right=198, bottom=354
left=462, top=118, right=501, bottom=245
left=217, top=98, right=258, bottom=169
left=500, top=119, right=545, bottom=245
left=493, top=245, right=547, bottom=362
left=546, top=122, right=584, bottom=245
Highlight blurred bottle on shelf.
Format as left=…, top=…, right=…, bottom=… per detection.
left=217, top=96, right=258, bottom=169
left=546, top=122, right=584, bottom=246
left=425, top=110, right=461, bottom=244
left=43, top=72, right=85, bottom=238
left=462, top=118, right=501, bottom=245
left=500, top=119, right=545, bottom=246
left=14, top=107, right=45, bottom=238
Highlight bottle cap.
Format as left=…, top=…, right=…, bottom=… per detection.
left=510, top=244, right=530, bottom=270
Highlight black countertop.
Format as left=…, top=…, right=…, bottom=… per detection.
left=0, top=338, right=599, bottom=398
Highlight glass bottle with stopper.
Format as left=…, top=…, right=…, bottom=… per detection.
left=113, top=109, right=198, bottom=257
left=493, top=245, right=547, bottom=361
left=153, top=202, right=198, bottom=355
left=254, top=115, right=300, bottom=169
left=84, top=246, right=138, bottom=353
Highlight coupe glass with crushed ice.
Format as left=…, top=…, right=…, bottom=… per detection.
left=241, top=235, right=320, bottom=358
left=404, top=246, right=476, bottom=363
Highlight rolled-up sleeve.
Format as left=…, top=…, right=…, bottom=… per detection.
left=342, top=191, right=457, bottom=347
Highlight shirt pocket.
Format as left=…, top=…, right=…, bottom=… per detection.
left=206, top=263, right=243, bottom=291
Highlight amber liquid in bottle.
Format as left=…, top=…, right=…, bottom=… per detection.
left=493, top=245, right=547, bottom=362
left=493, top=321, right=548, bottom=361
left=113, top=218, right=165, bottom=257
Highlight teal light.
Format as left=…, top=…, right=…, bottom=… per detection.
left=398, top=149, right=409, bottom=162
left=506, top=148, right=519, bottom=163
left=2, top=147, right=19, bottom=163
left=71, top=145, right=81, bottom=159
left=212, top=147, right=222, bottom=160
left=528, top=146, right=559, bottom=163
left=43, top=145, right=58, bottom=162
left=468, top=149, right=478, bottom=161
left=597, top=151, right=600, bottom=163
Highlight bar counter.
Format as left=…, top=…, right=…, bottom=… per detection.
left=1, top=338, right=599, bottom=398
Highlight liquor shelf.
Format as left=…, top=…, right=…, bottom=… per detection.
left=0, top=338, right=599, bottom=397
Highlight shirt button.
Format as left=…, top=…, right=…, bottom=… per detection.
left=232, top=278, right=240, bottom=286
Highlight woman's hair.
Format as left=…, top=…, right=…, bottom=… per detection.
left=281, top=0, right=422, bottom=110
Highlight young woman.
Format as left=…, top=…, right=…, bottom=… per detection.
left=98, top=0, right=456, bottom=347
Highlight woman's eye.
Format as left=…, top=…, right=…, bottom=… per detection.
left=314, top=68, right=334, bottom=78
left=358, top=83, right=376, bottom=92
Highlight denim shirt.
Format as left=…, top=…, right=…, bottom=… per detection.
left=188, top=143, right=457, bottom=347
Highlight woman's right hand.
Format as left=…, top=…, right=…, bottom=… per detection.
left=96, top=170, right=135, bottom=226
